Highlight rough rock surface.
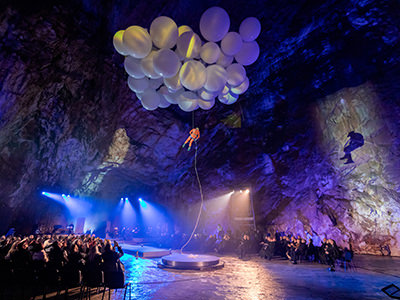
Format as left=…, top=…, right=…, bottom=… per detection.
left=0, top=0, right=399, bottom=254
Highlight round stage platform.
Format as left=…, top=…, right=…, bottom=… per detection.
left=158, top=253, right=224, bottom=270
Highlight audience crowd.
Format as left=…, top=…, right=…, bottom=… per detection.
left=0, top=226, right=354, bottom=298
left=0, top=233, right=125, bottom=298
left=153, top=226, right=353, bottom=272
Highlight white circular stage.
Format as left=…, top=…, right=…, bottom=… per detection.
left=159, top=253, right=224, bottom=270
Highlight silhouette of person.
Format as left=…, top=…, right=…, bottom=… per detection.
left=340, top=131, right=364, bottom=164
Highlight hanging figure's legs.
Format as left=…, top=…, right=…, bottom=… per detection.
left=340, top=146, right=354, bottom=164
left=182, top=136, right=191, bottom=148
left=344, top=153, right=354, bottom=164
left=188, top=138, right=194, bottom=151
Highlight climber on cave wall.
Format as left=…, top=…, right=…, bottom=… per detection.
left=182, top=127, right=200, bottom=151
left=340, top=131, right=364, bottom=164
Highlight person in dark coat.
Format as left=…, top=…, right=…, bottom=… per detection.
left=306, top=238, right=317, bottom=262
left=264, top=234, right=276, bottom=260
left=102, top=241, right=124, bottom=273
left=238, top=234, right=250, bottom=259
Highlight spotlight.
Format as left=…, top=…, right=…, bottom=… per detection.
left=138, top=198, right=143, bottom=202
left=42, top=192, right=45, bottom=195
left=245, top=189, right=250, bottom=193
left=240, top=190, right=243, bottom=193
left=125, top=197, right=129, bottom=201
left=67, top=195, right=70, bottom=197
left=120, top=198, right=123, bottom=201
left=62, top=194, right=66, bottom=197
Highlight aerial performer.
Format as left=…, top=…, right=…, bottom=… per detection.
left=340, top=131, right=364, bottom=164
left=182, top=127, right=200, bottom=151
left=113, top=6, right=261, bottom=258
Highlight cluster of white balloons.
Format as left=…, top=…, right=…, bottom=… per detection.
left=113, top=7, right=261, bottom=112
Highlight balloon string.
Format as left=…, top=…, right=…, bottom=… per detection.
left=180, top=112, right=204, bottom=254
left=180, top=140, right=204, bottom=253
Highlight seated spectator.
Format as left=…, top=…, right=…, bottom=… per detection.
left=238, top=234, right=251, bottom=259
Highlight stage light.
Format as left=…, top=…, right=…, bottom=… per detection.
left=245, top=189, right=250, bottom=193
left=42, top=191, right=45, bottom=195
left=120, top=198, right=123, bottom=201
left=62, top=194, right=66, bottom=197
left=67, top=195, right=70, bottom=197
left=125, top=197, right=129, bottom=201
left=240, top=190, right=243, bottom=193
left=138, top=198, right=147, bottom=208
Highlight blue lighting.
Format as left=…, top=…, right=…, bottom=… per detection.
left=62, top=194, right=66, bottom=197
left=139, top=198, right=147, bottom=208
left=125, top=197, right=129, bottom=201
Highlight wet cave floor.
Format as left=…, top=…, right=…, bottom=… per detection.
left=29, top=254, right=400, bottom=300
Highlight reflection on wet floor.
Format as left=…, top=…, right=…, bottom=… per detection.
left=116, top=254, right=400, bottom=300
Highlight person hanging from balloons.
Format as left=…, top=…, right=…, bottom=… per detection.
left=182, top=127, right=200, bottom=151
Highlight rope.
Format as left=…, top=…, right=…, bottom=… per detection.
left=180, top=112, right=204, bottom=253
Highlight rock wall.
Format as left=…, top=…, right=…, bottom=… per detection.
left=256, top=82, right=400, bottom=256
left=0, top=0, right=399, bottom=254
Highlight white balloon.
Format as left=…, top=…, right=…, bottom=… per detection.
left=200, top=42, right=221, bottom=64
left=221, top=32, right=243, bottom=56
left=163, top=72, right=182, bottom=91
left=179, top=60, right=206, bottom=91
left=218, top=91, right=238, bottom=105
left=231, top=77, right=249, bottom=94
left=239, top=17, right=261, bottom=42
left=153, top=49, right=181, bottom=78
left=141, top=89, right=161, bottom=110
left=135, top=91, right=143, bottom=100
left=123, top=26, right=152, bottom=59
left=204, top=64, right=227, bottom=92
left=140, top=51, right=162, bottom=79
left=178, top=25, right=192, bottom=36
left=128, top=76, right=149, bottom=93
left=198, top=98, right=215, bottom=110
left=217, top=52, right=234, bottom=67
left=199, top=7, right=230, bottom=42
left=160, top=86, right=182, bottom=104
left=158, top=91, right=171, bottom=108
left=124, top=56, right=145, bottom=79
left=175, top=49, right=185, bottom=61
left=198, top=88, right=217, bottom=101
left=177, top=91, right=199, bottom=112
left=234, top=41, right=260, bottom=66
left=150, top=16, right=178, bottom=49
left=149, top=77, right=163, bottom=90
left=220, top=85, right=230, bottom=95
left=226, top=63, right=246, bottom=86
left=176, top=31, right=202, bottom=59
left=113, top=30, right=129, bottom=55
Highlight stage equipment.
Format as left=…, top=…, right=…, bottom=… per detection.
left=382, top=284, right=400, bottom=299
left=230, top=187, right=256, bottom=231
left=158, top=253, right=224, bottom=270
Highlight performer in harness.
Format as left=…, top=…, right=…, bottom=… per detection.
left=182, top=127, right=200, bottom=151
